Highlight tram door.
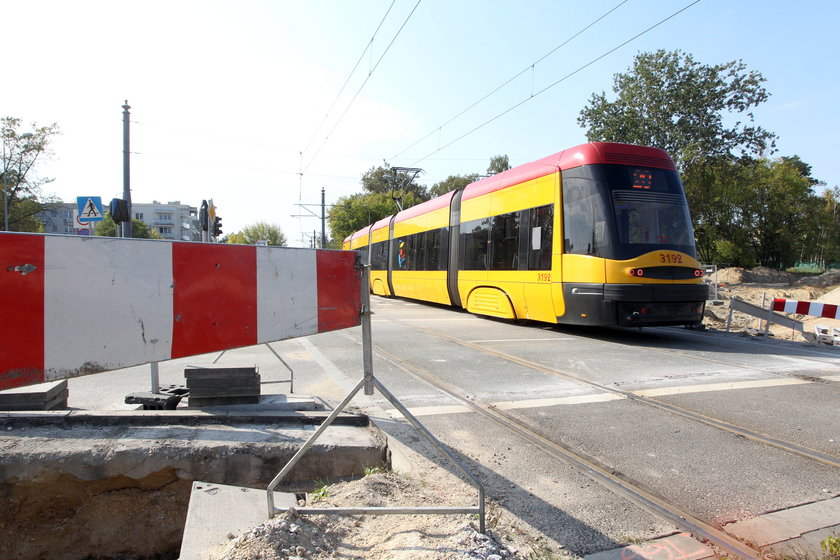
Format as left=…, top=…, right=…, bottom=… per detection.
left=521, top=203, right=556, bottom=323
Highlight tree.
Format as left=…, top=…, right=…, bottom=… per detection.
left=487, top=155, right=510, bottom=175
left=429, top=173, right=480, bottom=198
left=805, top=187, right=840, bottom=268
left=94, top=213, right=159, bottom=239
left=225, top=222, right=288, bottom=246
left=328, top=191, right=425, bottom=244
left=741, top=157, right=818, bottom=269
left=1, top=116, right=60, bottom=231
left=577, top=50, right=776, bottom=171
left=361, top=164, right=428, bottom=202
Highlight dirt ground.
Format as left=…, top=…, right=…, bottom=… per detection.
left=702, top=267, right=840, bottom=343
left=211, top=471, right=549, bottom=560
left=211, top=267, right=840, bottom=560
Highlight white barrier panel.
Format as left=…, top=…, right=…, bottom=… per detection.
left=0, top=233, right=361, bottom=390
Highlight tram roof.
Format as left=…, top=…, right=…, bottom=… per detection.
left=393, top=189, right=456, bottom=224
left=461, top=142, right=674, bottom=202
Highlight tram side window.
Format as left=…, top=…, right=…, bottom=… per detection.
left=371, top=241, right=388, bottom=270
left=394, top=237, right=410, bottom=270
left=563, top=181, right=607, bottom=257
left=527, top=205, right=553, bottom=270
left=356, top=246, right=369, bottom=265
left=460, top=218, right=490, bottom=270
left=413, top=233, right=426, bottom=271
left=490, top=212, right=519, bottom=270
left=426, top=228, right=443, bottom=271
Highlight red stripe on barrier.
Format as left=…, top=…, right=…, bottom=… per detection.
left=0, top=235, right=46, bottom=389
left=772, top=299, right=786, bottom=312
left=171, top=243, right=258, bottom=358
left=822, top=303, right=838, bottom=319
left=796, top=301, right=811, bottom=315
left=316, top=250, right=361, bottom=333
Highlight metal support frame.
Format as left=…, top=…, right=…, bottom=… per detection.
left=212, top=343, right=295, bottom=393
left=265, top=264, right=486, bottom=532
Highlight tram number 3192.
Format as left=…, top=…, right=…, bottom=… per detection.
left=537, top=273, right=552, bottom=282
left=659, top=253, right=682, bottom=264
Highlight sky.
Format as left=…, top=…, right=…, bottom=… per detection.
left=4, top=0, right=839, bottom=247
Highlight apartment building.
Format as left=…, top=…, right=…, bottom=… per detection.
left=38, top=200, right=200, bottom=241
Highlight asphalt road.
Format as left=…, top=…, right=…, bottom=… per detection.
left=65, top=294, right=840, bottom=555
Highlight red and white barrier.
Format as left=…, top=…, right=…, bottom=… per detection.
left=772, top=298, right=840, bottom=320
left=1, top=233, right=361, bottom=390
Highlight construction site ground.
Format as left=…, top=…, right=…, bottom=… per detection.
left=3, top=266, right=839, bottom=560
left=703, top=267, right=840, bottom=341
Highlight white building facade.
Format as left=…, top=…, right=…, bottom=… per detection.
left=39, top=200, right=200, bottom=241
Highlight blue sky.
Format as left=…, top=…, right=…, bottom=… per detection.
left=5, top=0, right=839, bottom=246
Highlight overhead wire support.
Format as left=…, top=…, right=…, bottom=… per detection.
left=408, top=0, right=702, bottom=168
left=303, top=0, right=423, bottom=175
left=391, top=0, right=630, bottom=160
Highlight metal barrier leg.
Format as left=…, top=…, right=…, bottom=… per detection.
left=264, top=342, right=295, bottom=394
left=265, top=263, right=486, bottom=533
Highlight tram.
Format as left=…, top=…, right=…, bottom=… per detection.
left=343, top=142, right=708, bottom=327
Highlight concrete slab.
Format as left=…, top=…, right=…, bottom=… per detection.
left=187, top=394, right=318, bottom=412
left=764, top=524, right=840, bottom=559
left=0, top=379, right=68, bottom=410
left=583, top=533, right=715, bottom=560
left=725, top=496, right=840, bottom=546
left=179, top=481, right=298, bottom=560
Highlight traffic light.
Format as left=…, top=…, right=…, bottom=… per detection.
left=199, top=200, right=209, bottom=231
left=212, top=216, right=223, bottom=237
left=109, top=198, right=129, bottom=223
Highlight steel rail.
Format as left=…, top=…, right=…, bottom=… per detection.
left=369, top=342, right=763, bottom=560
left=394, top=320, right=840, bottom=469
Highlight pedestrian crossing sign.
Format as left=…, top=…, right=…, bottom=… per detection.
left=77, top=196, right=104, bottom=221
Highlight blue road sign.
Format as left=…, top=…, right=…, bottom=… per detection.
left=77, top=196, right=104, bottom=222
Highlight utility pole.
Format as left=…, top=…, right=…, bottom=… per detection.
left=122, top=101, right=133, bottom=238
left=321, top=187, right=326, bottom=249
left=293, top=187, right=334, bottom=248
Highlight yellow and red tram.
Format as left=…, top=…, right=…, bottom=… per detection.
left=343, top=142, right=708, bottom=327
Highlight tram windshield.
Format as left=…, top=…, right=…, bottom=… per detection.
left=562, top=164, right=697, bottom=260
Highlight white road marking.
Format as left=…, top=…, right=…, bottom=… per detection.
left=394, top=392, right=624, bottom=417
left=632, top=377, right=811, bottom=398
left=468, top=338, right=575, bottom=343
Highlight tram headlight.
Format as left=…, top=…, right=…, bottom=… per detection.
left=629, top=268, right=645, bottom=277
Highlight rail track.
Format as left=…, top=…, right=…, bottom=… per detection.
left=343, top=307, right=840, bottom=559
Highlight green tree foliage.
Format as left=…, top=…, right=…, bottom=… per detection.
left=361, top=163, right=428, bottom=200
left=805, top=187, right=840, bottom=268
left=578, top=49, right=776, bottom=171
left=575, top=50, right=840, bottom=269
left=329, top=191, right=426, bottom=244
left=225, top=222, right=288, bottom=246
left=1, top=116, right=60, bottom=231
left=487, top=155, right=510, bottom=175
left=94, top=213, right=159, bottom=239
left=429, top=173, right=480, bottom=198
left=742, top=157, right=819, bottom=269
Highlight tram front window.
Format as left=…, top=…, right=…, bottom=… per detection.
left=563, top=164, right=697, bottom=260
left=613, top=191, right=693, bottom=248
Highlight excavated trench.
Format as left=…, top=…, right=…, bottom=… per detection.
left=0, top=414, right=386, bottom=560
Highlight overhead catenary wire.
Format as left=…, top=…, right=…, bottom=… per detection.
left=408, top=0, right=702, bottom=168
left=392, top=0, right=630, bottom=160
left=303, top=0, right=423, bottom=176
left=301, top=0, right=398, bottom=156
